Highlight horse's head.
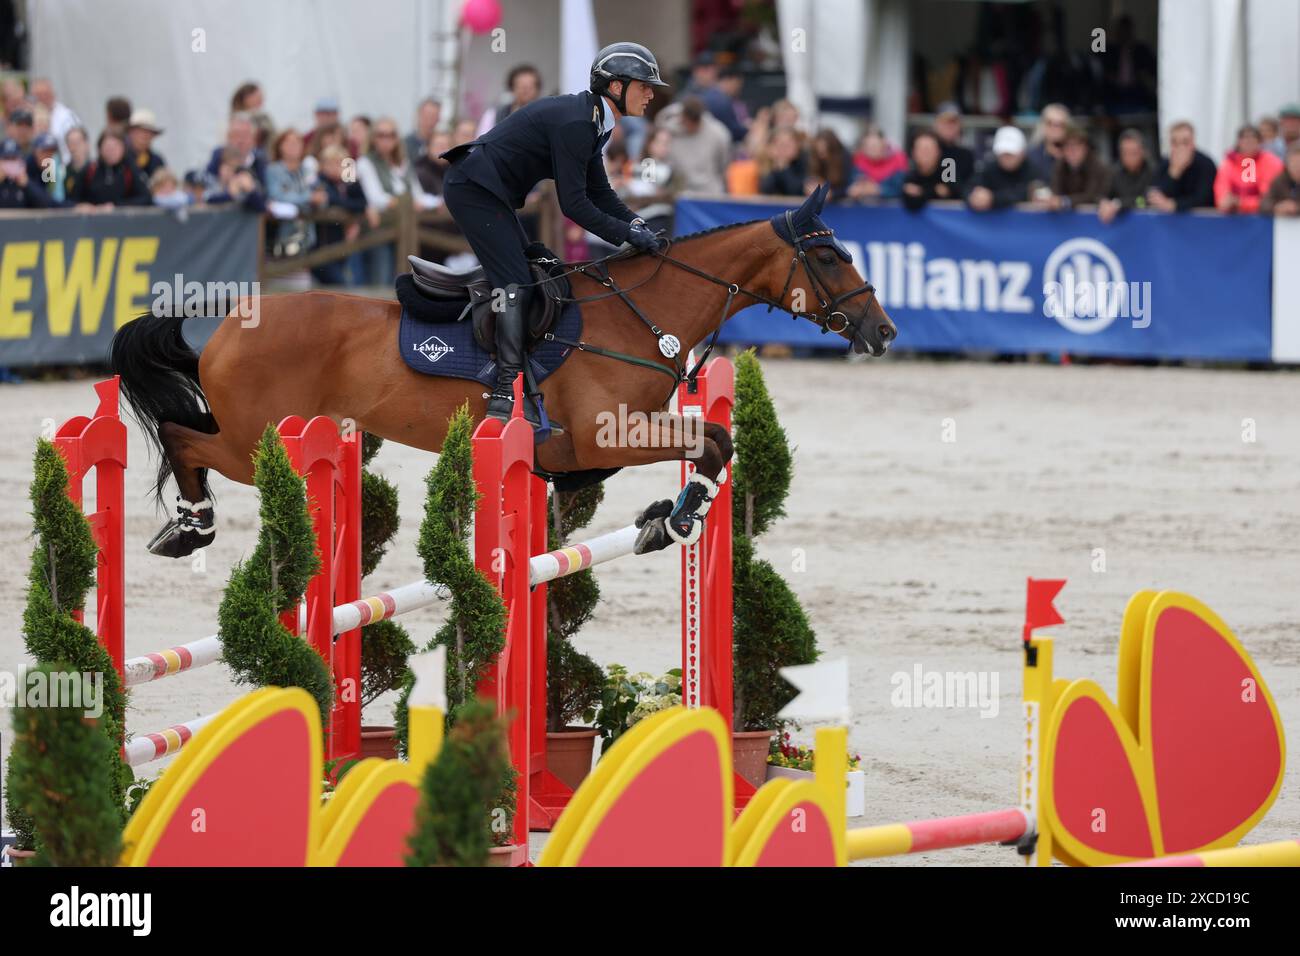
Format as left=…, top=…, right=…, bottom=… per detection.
left=766, top=184, right=896, bottom=356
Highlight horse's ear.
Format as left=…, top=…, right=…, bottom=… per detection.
left=813, top=182, right=830, bottom=213
left=793, top=186, right=820, bottom=227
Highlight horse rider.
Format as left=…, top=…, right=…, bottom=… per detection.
left=440, top=41, right=669, bottom=430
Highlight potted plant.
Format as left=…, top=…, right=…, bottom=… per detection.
left=218, top=425, right=334, bottom=721
left=4, top=441, right=132, bottom=856
left=731, top=350, right=818, bottom=785
left=357, top=618, right=415, bottom=759
left=394, top=406, right=506, bottom=750
left=6, top=663, right=125, bottom=866
left=541, top=484, right=606, bottom=787
left=593, top=665, right=683, bottom=757
left=767, top=732, right=866, bottom=818
left=546, top=639, right=604, bottom=788
left=356, top=434, right=416, bottom=759
left=406, top=697, right=512, bottom=867
left=394, top=407, right=520, bottom=859
left=486, top=765, right=520, bottom=866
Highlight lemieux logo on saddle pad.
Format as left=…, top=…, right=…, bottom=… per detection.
left=413, top=335, right=454, bottom=363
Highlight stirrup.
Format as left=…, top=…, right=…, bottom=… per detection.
left=486, top=385, right=565, bottom=443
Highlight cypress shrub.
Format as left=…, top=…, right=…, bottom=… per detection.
left=3, top=441, right=131, bottom=850
left=405, top=697, right=511, bottom=866
left=6, top=664, right=124, bottom=866
left=216, top=424, right=333, bottom=719
left=395, top=405, right=505, bottom=751
left=543, top=484, right=605, bottom=732
left=730, top=350, right=818, bottom=731
left=357, top=433, right=415, bottom=710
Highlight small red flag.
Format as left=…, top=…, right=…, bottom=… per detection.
left=1024, top=577, right=1066, bottom=642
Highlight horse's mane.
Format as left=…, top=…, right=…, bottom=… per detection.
left=585, top=218, right=770, bottom=277
left=670, top=218, right=767, bottom=244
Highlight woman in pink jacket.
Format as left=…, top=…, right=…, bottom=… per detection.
left=1215, top=124, right=1283, bottom=214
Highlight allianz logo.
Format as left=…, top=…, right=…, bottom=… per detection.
left=844, top=237, right=1151, bottom=334
left=414, top=335, right=454, bottom=363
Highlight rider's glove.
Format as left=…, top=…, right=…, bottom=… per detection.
left=626, top=221, right=660, bottom=252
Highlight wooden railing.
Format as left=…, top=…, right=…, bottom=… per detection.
left=258, top=184, right=562, bottom=283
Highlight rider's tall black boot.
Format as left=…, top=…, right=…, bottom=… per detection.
left=486, top=284, right=541, bottom=427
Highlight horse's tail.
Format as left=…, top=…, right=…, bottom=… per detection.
left=108, top=313, right=216, bottom=510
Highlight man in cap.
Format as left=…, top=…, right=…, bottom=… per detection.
left=933, top=102, right=975, bottom=192
left=685, top=52, right=747, bottom=142
left=26, top=131, right=67, bottom=204
left=304, top=96, right=340, bottom=152
left=440, top=41, right=669, bottom=430
left=5, top=107, right=33, bottom=155
left=1274, top=104, right=1300, bottom=159
left=967, top=125, right=1042, bottom=211
left=128, top=108, right=167, bottom=179
left=0, top=138, right=49, bottom=208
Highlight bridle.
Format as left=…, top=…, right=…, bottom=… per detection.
left=534, top=216, right=882, bottom=395
left=768, top=210, right=877, bottom=338
left=643, top=208, right=878, bottom=346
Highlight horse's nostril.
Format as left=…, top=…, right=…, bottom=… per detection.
left=877, top=324, right=895, bottom=341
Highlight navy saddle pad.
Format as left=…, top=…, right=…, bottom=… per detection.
left=398, top=293, right=583, bottom=389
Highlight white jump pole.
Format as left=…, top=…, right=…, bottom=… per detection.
left=123, top=580, right=451, bottom=687
left=527, top=524, right=641, bottom=587
left=123, top=714, right=218, bottom=767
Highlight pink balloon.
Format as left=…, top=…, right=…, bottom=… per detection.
left=461, top=0, right=502, bottom=34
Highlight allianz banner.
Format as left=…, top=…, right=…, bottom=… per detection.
left=0, top=207, right=260, bottom=367
left=674, top=199, right=1274, bottom=361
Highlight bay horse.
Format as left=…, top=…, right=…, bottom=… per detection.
left=109, top=184, right=895, bottom=558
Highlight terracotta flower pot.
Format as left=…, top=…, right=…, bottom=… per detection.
left=766, top=765, right=867, bottom=817
left=360, top=725, right=398, bottom=761
left=3, top=847, right=36, bottom=865
left=732, top=729, right=776, bottom=788
left=486, top=845, right=518, bottom=867
left=546, top=726, right=599, bottom=791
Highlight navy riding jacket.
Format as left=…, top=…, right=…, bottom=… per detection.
left=442, top=90, right=638, bottom=246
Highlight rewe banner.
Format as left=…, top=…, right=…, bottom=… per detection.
left=0, top=207, right=260, bottom=367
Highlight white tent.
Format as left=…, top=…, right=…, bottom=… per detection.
left=30, top=0, right=459, bottom=175
left=773, top=0, right=908, bottom=146
left=1159, top=0, right=1300, bottom=153
left=29, top=0, right=1300, bottom=177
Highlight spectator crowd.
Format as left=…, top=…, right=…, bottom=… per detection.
left=4, top=60, right=1300, bottom=289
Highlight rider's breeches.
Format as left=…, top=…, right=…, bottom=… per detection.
left=442, top=175, right=533, bottom=315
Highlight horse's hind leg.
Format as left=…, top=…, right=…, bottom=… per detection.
left=146, top=423, right=254, bottom=558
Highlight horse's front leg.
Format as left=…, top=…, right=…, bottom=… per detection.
left=629, top=419, right=733, bottom=553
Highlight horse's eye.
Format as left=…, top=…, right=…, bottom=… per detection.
left=817, top=253, right=835, bottom=266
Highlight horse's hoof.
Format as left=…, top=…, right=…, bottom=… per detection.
left=634, top=499, right=674, bottom=528
left=146, top=521, right=215, bottom=558
left=634, top=517, right=673, bottom=554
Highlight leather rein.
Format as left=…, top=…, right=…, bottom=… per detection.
left=534, top=213, right=877, bottom=393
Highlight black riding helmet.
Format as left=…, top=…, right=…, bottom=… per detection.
left=590, top=42, right=670, bottom=114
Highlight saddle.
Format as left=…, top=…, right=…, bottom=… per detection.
left=404, top=254, right=571, bottom=353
